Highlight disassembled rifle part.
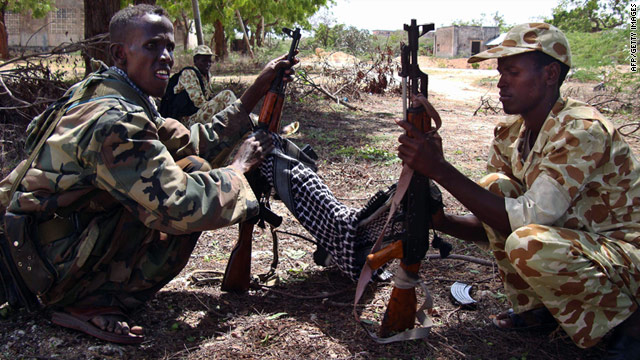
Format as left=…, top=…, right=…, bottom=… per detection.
left=450, top=281, right=477, bottom=305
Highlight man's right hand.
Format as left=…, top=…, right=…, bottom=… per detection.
left=229, top=130, right=274, bottom=175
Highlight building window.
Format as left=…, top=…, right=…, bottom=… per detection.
left=471, top=40, right=481, bottom=55
left=5, top=12, right=20, bottom=35
left=50, top=8, right=80, bottom=34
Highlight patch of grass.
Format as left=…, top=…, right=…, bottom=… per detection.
left=334, top=144, right=398, bottom=163
left=306, top=127, right=341, bottom=145
left=570, top=69, right=601, bottom=83
left=474, top=76, right=498, bottom=88
left=566, top=29, right=628, bottom=68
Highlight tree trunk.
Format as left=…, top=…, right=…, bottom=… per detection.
left=83, top=0, right=120, bottom=75
left=0, top=20, right=8, bottom=59
left=180, top=12, right=190, bottom=50
left=191, top=0, right=204, bottom=45
left=256, top=16, right=264, bottom=48
left=213, top=19, right=227, bottom=61
left=235, top=9, right=253, bottom=58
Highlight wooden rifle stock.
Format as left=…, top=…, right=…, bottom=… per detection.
left=258, top=91, right=285, bottom=133
left=221, top=27, right=300, bottom=293
left=221, top=221, right=255, bottom=292
left=366, top=241, right=419, bottom=336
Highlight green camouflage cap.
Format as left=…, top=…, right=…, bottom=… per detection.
left=468, top=23, right=571, bottom=67
left=193, top=45, right=213, bottom=56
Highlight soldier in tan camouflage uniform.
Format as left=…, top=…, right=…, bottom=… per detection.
left=0, top=4, right=294, bottom=344
left=173, top=45, right=237, bottom=127
left=397, top=23, right=640, bottom=358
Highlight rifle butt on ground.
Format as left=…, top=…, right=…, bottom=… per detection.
left=379, top=262, right=420, bottom=337
left=221, top=221, right=254, bottom=292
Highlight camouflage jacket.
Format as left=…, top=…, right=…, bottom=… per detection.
left=0, top=68, right=259, bottom=235
left=174, top=67, right=212, bottom=109
left=488, top=97, right=640, bottom=241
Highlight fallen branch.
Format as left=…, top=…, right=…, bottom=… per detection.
left=259, top=284, right=351, bottom=300
left=473, top=95, right=502, bottom=116
left=426, top=253, right=494, bottom=267
left=295, top=70, right=361, bottom=111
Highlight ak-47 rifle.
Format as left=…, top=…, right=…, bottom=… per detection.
left=221, top=27, right=301, bottom=293
left=365, top=19, right=450, bottom=338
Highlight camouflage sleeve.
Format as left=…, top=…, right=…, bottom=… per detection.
left=90, top=105, right=258, bottom=235
left=188, top=99, right=255, bottom=162
left=178, top=69, right=208, bottom=108
left=156, top=99, right=253, bottom=163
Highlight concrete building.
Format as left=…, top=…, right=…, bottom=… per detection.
left=434, top=25, right=500, bottom=58
left=4, top=0, right=193, bottom=51
left=5, top=0, right=84, bottom=49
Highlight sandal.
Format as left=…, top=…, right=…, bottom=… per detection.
left=491, top=307, right=557, bottom=331
left=51, top=306, right=144, bottom=344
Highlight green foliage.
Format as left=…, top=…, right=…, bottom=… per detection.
left=307, top=23, right=375, bottom=56
left=566, top=29, right=629, bottom=68
left=452, top=11, right=512, bottom=32
left=2, top=0, right=54, bottom=18
left=157, top=0, right=332, bottom=57
left=548, top=0, right=630, bottom=32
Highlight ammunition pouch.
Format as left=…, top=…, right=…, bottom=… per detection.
left=0, top=212, right=59, bottom=312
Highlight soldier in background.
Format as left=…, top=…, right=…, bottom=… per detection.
left=0, top=4, right=294, bottom=344
left=159, top=44, right=237, bottom=127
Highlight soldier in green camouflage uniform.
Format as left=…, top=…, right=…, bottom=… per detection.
left=0, top=4, right=293, bottom=344
left=174, top=45, right=237, bottom=127
left=397, top=23, right=640, bottom=357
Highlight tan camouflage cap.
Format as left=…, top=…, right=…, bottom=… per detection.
left=193, top=45, right=213, bottom=56
left=468, top=23, right=571, bottom=67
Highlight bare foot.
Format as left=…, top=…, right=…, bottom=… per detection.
left=90, top=314, right=143, bottom=336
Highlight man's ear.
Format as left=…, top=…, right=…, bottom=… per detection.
left=110, top=43, right=126, bottom=67
left=544, top=62, right=561, bottom=88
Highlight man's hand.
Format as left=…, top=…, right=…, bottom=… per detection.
left=396, top=119, right=446, bottom=181
left=230, top=130, right=274, bottom=174
left=240, top=53, right=298, bottom=113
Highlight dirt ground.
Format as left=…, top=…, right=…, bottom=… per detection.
left=0, top=59, right=629, bottom=359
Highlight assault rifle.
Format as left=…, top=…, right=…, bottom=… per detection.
left=365, top=19, right=450, bottom=339
left=221, top=27, right=301, bottom=292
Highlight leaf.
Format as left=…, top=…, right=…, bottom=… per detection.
left=267, top=312, right=288, bottom=320
left=284, top=249, right=306, bottom=259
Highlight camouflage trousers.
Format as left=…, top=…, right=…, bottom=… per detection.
left=184, top=90, right=237, bottom=127
left=40, top=156, right=212, bottom=312
left=479, top=172, right=640, bottom=348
